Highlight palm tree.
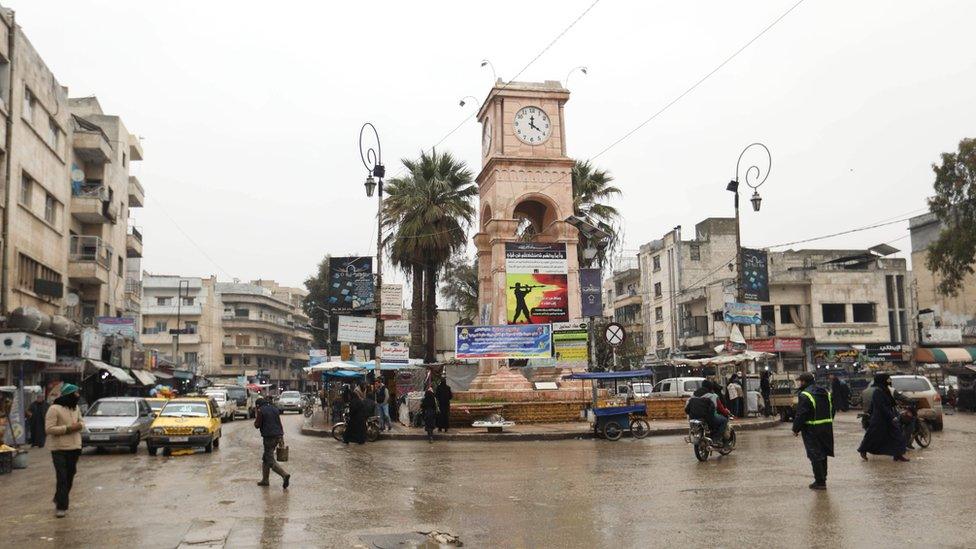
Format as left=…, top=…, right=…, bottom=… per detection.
left=383, top=150, right=476, bottom=362
left=572, top=160, right=622, bottom=269
left=441, top=254, right=479, bottom=324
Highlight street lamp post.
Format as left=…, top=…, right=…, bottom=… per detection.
left=360, top=123, right=385, bottom=375
left=726, top=143, right=771, bottom=302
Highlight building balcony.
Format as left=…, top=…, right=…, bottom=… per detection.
left=129, top=135, right=144, bottom=161
left=128, top=175, right=145, bottom=207
left=125, top=278, right=142, bottom=298
left=127, top=226, right=143, bottom=258
left=70, top=182, right=115, bottom=224
left=68, top=235, right=112, bottom=285
left=72, top=130, right=112, bottom=164
left=140, top=331, right=201, bottom=345
left=142, top=303, right=203, bottom=316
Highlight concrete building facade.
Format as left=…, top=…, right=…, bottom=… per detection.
left=140, top=275, right=223, bottom=376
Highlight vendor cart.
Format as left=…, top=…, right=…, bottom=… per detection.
left=563, top=370, right=654, bottom=441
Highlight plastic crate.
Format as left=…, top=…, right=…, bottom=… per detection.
left=0, top=452, right=13, bottom=475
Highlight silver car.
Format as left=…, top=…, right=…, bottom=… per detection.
left=276, top=390, right=303, bottom=413
left=82, top=397, right=155, bottom=453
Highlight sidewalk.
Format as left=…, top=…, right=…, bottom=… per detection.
left=301, top=411, right=782, bottom=442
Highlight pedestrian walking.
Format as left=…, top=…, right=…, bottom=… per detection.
left=421, top=387, right=438, bottom=443
left=435, top=377, right=453, bottom=433
left=792, top=373, right=835, bottom=490
left=760, top=370, right=772, bottom=417
left=375, top=380, right=392, bottom=431
left=342, top=388, right=367, bottom=444
left=253, top=397, right=290, bottom=489
left=858, top=373, right=909, bottom=462
left=44, top=384, right=84, bottom=518
left=27, top=393, right=49, bottom=447
left=829, top=374, right=851, bottom=412
left=727, top=375, right=744, bottom=418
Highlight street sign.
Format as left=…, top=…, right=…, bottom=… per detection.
left=604, top=322, right=626, bottom=346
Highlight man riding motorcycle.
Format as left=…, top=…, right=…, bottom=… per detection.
left=685, top=381, right=733, bottom=442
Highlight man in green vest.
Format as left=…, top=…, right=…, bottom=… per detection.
left=792, top=372, right=835, bottom=490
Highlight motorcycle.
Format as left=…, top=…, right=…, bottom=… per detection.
left=899, top=400, right=931, bottom=449
left=303, top=399, right=315, bottom=418
left=331, top=407, right=381, bottom=443
left=685, top=419, right=736, bottom=462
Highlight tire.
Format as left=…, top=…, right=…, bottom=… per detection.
left=163, top=448, right=171, bottom=456
left=718, top=430, right=737, bottom=455
left=694, top=441, right=710, bottom=462
left=332, top=423, right=346, bottom=442
left=148, top=445, right=158, bottom=456
left=603, top=421, right=623, bottom=441
left=129, top=444, right=139, bottom=454
left=779, top=410, right=788, bottom=423
left=914, top=421, right=931, bottom=448
left=932, top=420, right=944, bottom=432
left=205, top=440, right=213, bottom=453
left=630, top=418, right=650, bottom=439
left=304, top=408, right=313, bottom=418
left=213, top=435, right=220, bottom=449
left=367, top=423, right=380, bottom=442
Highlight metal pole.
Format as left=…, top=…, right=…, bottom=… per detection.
left=376, top=176, right=383, bottom=377
left=586, top=316, right=595, bottom=371
left=734, top=190, right=744, bottom=302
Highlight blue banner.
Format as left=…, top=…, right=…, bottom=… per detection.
left=724, top=302, right=762, bottom=325
left=741, top=248, right=769, bottom=302
left=455, top=324, right=553, bottom=360
left=328, top=256, right=374, bottom=312
left=579, top=268, right=603, bottom=317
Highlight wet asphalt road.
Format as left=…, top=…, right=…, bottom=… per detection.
left=3, top=411, right=976, bottom=548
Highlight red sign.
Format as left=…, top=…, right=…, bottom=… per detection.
left=748, top=338, right=803, bottom=353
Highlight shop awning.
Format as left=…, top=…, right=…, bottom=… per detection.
left=87, top=360, right=136, bottom=384
left=152, top=370, right=174, bottom=380
left=563, top=369, right=655, bottom=380
left=913, top=347, right=976, bottom=364
left=130, top=369, right=157, bottom=386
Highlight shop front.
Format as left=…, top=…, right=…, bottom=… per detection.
left=0, top=332, right=57, bottom=446
left=747, top=337, right=806, bottom=372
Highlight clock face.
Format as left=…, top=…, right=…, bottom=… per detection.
left=482, top=120, right=492, bottom=157
left=513, top=106, right=551, bottom=145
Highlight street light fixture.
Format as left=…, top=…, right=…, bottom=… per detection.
left=364, top=174, right=376, bottom=197
left=359, top=122, right=385, bottom=370
left=459, top=95, right=478, bottom=108
left=727, top=143, right=771, bottom=301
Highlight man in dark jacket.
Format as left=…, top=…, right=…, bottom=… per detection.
left=27, top=393, right=49, bottom=447
left=760, top=370, right=772, bottom=417
left=829, top=374, right=851, bottom=412
left=253, top=398, right=290, bottom=489
left=792, top=372, right=835, bottom=490
left=435, top=378, right=453, bottom=433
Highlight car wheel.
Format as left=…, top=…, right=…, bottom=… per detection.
left=162, top=448, right=171, bottom=456
left=129, top=444, right=139, bottom=454
left=205, top=440, right=213, bottom=453
left=148, top=445, right=158, bottom=456
left=213, top=436, right=220, bottom=449
left=932, top=420, right=944, bottom=432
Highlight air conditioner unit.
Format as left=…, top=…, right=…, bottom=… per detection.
left=82, top=316, right=95, bottom=326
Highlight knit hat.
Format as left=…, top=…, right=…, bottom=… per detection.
left=60, top=383, right=79, bottom=396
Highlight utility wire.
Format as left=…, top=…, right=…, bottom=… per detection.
left=147, top=196, right=234, bottom=279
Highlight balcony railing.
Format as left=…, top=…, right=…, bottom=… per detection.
left=72, top=181, right=109, bottom=200
left=128, top=226, right=143, bottom=242
left=125, top=279, right=142, bottom=295
left=681, top=316, right=709, bottom=338
left=69, top=235, right=112, bottom=268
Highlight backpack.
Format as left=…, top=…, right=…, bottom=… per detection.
left=685, top=395, right=715, bottom=419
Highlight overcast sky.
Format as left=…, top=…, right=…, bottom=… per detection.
left=8, top=1, right=975, bottom=287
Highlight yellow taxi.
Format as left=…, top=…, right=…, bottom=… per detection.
left=145, top=398, right=169, bottom=417
left=148, top=397, right=222, bottom=455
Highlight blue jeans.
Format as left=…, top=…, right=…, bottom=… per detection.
left=711, top=415, right=729, bottom=440
left=377, top=402, right=391, bottom=430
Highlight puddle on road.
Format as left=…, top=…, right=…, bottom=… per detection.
left=357, top=530, right=462, bottom=548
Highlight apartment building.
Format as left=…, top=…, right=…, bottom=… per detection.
left=608, top=266, right=643, bottom=367
left=217, top=281, right=311, bottom=389
left=141, top=275, right=223, bottom=376
left=909, top=212, right=976, bottom=347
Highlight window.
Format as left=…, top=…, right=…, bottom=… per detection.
left=44, top=193, right=58, bottom=224
left=47, top=116, right=60, bottom=149
left=689, top=244, right=701, bottom=261
left=117, top=256, right=123, bottom=276
left=154, top=320, right=167, bottom=333
left=181, top=297, right=194, bottom=306
left=655, top=306, right=663, bottom=323
left=22, top=86, right=34, bottom=122
left=156, top=296, right=171, bottom=306
left=19, top=173, right=32, bottom=207
left=652, top=255, right=661, bottom=271
left=780, top=305, right=801, bottom=325
left=122, top=151, right=127, bottom=167
left=654, top=282, right=662, bottom=298
left=185, top=321, right=198, bottom=333
left=236, top=334, right=250, bottom=346
left=712, top=310, right=724, bottom=322
left=17, top=253, right=62, bottom=295
left=184, top=352, right=198, bottom=365
left=761, top=306, right=775, bottom=325
left=852, top=303, right=876, bottom=323
left=224, top=355, right=233, bottom=366
left=235, top=308, right=249, bottom=318
left=821, top=303, right=846, bottom=323
left=656, top=330, right=665, bottom=346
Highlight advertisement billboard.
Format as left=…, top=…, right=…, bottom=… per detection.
left=380, top=341, right=409, bottom=364
left=97, top=316, right=136, bottom=338
left=380, top=284, right=403, bottom=318
left=0, top=332, right=57, bottom=363
left=336, top=316, right=377, bottom=344
left=723, top=302, right=762, bottom=325
left=553, top=321, right=588, bottom=363
left=328, top=257, right=374, bottom=313
left=384, top=319, right=410, bottom=337
left=455, top=324, right=553, bottom=360
left=309, top=349, right=329, bottom=366
left=741, top=248, right=769, bottom=302
left=579, top=268, right=603, bottom=318
left=505, top=243, right=568, bottom=324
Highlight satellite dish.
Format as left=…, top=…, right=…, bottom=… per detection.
left=70, top=168, right=85, bottom=184
left=65, top=293, right=80, bottom=307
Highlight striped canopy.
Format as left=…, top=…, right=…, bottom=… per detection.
left=913, top=347, right=976, bottom=363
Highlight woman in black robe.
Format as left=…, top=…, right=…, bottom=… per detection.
left=420, top=387, right=438, bottom=443
left=342, top=388, right=367, bottom=445
left=857, top=373, right=909, bottom=461
left=435, top=378, right=453, bottom=433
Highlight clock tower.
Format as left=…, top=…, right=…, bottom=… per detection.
left=470, top=80, right=582, bottom=392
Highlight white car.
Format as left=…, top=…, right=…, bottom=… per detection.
left=890, top=375, right=944, bottom=431
left=276, top=391, right=304, bottom=413
left=649, top=377, right=706, bottom=399
left=204, top=389, right=238, bottom=422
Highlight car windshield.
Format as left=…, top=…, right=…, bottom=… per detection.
left=281, top=392, right=300, bottom=399
left=683, top=380, right=703, bottom=392
left=224, top=388, right=246, bottom=399
left=86, top=401, right=136, bottom=417
left=206, top=392, right=226, bottom=401
left=632, top=383, right=653, bottom=393
left=892, top=378, right=931, bottom=392
left=147, top=400, right=166, bottom=411
left=160, top=402, right=210, bottom=417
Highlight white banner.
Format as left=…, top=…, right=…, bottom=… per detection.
left=384, top=319, right=410, bottom=337
left=380, top=284, right=403, bottom=318
left=337, top=316, right=377, bottom=344
left=0, top=332, right=56, bottom=363
left=380, top=341, right=409, bottom=363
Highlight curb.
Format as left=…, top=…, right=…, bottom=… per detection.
left=301, top=417, right=784, bottom=442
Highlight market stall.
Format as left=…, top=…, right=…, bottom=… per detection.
left=562, top=370, right=653, bottom=441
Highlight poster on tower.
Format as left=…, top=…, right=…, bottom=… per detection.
left=505, top=243, right=568, bottom=324
left=740, top=248, right=769, bottom=302
left=327, top=256, right=374, bottom=312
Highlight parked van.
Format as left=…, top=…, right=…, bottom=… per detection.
left=649, top=377, right=706, bottom=398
